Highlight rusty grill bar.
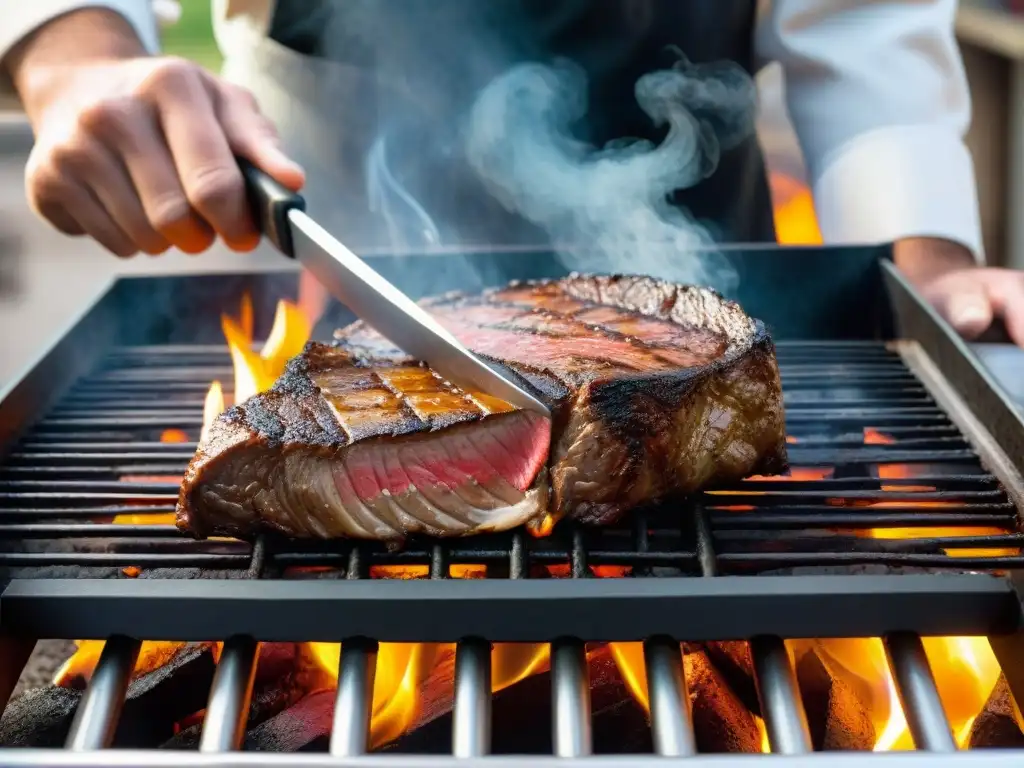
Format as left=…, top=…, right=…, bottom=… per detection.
left=0, top=257, right=1023, bottom=764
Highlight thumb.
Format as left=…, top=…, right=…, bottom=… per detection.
left=937, top=281, right=992, bottom=340
left=215, top=84, right=306, bottom=192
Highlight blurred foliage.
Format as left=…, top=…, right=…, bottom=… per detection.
left=160, top=0, right=222, bottom=72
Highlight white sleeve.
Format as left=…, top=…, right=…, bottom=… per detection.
left=756, top=0, right=984, bottom=262
left=1, top=1, right=160, bottom=108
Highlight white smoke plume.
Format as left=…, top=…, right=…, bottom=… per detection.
left=464, top=52, right=756, bottom=293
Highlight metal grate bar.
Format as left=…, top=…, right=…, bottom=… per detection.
left=453, top=638, right=492, bottom=757
left=199, top=635, right=259, bottom=753
left=9, top=752, right=1024, bottom=767
left=750, top=636, right=812, bottom=755
left=64, top=635, right=140, bottom=750
left=883, top=633, right=957, bottom=752
left=643, top=637, right=696, bottom=756
left=330, top=639, right=378, bottom=757
left=551, top=639, right=591, bottom=757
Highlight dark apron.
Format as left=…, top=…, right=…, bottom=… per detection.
left=231, top=0, right=773, bottom=254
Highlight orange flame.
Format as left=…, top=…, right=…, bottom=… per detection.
left=307, top=565, right=549, bottom=746
left=821, top=428, right=1011, bottom=750
left=770, top=173, right=823, bottom=246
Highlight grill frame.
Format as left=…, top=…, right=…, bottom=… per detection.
left=1, top=245, right=1023, bottom=763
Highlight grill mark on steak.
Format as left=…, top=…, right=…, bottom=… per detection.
left=177, top=275, right=788, bottom=541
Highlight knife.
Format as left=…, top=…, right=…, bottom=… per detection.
left=238, top=159, right=550, bottom=417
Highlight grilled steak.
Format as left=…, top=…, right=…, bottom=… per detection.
left=177, top=275, right=788, bottom=540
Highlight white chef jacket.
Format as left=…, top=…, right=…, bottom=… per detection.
left=0, top=0, right=985, bottom=261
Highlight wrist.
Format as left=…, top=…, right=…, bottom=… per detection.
left=6, top=9, right=147, bottom=116
left=893, top=237, right=977, bottom=285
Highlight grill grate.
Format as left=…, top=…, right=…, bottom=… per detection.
left=1, top=340, right=1020, bottom=576
left=1, top=338, right=1023, bottom=764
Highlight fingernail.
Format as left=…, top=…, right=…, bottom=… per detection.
left=949, top=297, right=989, bottom=328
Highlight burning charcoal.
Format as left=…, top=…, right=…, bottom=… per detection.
left=795, top=646, right=875, bottom=750
left=114, top=643, right=218, bottom=747
left=243, top=689, right=335, bottom=752
left=1, top=643, right=217, bottom=748
left=694, top=641, right=760, bottom=718
left=685, top=649, right=762, bottom=754
left=163, top=643, right=333, bottom=750
left=969, top=676, right=1024, bottom=749
left=0, top=686, right=81, bottom=747
left=389, top=646, right=651, bottom=755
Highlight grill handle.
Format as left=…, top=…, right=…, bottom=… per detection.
left=237, top=157, right=306, bottom=258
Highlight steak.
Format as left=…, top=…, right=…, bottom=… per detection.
left=176, top=275, right=788, bottom=540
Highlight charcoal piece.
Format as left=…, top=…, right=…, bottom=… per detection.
left=388, top=646, right=650, bottom=755
left=969, top=676, right=1024, bottom=749
left=114, top=643, right=218, bottom=747
left=685, top=649, right=762, bottom=754
left=162, top=642, right=332, bottom=750
left=696, top=641, right=760, bottom=718
left=1, top=643, right=217, bottom=748
left=795, top=647, right=874, bottom=750
left=243, top=689, right=335, bottom=752
left=13, top=640, right=76, bottom=698
left=0, top=686, right=81, bottom=747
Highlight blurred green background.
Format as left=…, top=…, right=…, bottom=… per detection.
left=161, top=0, right=222, bottom=71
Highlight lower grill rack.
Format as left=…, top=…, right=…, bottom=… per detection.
left=11, top=630, right=1017, bottom=765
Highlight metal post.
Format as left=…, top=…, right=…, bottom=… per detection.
left=551, top=639, right=592, bottom=757
left=644, top=637, right=697, bottom=756
left=884, top=632, right=957, bottom=751
left=751, top=635, right=812, bottom=754
left=453, top=638, right=492, bottom=757
left=330, top=639, right=378, bottom=756
left=65, top=635, right=141, bottom=750
left=199, top=636, right=259, bottom=752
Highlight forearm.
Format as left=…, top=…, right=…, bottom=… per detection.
left=0, top=1, right=158, bottom=111
left=7, top=9, right=149, bottom=124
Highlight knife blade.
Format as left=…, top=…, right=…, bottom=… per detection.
left=238, top=158, right=550, bottom=417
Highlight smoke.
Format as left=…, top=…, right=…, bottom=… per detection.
left=463, top=52, right=756, bottom=293
left=300, top=5, right=759, bottom=295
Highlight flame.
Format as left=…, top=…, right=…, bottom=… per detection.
left=200, top=294, right=313, bottom=437
left=769, top=173, right=823, bottom=246
left=853, top=429, right=1018, bottom=556
left=55, top=640, right=215, bottom=688
left=201, top=381, right=225, bottom=443
left=308, top=564, right=549, bottom=746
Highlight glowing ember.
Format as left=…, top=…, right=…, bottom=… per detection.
left=159, top=429, right=190, bottom=443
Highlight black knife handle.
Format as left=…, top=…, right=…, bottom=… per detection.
left=238, top=157, right=306, bottom=258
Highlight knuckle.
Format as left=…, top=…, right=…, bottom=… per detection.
left=25, top=162, right=66, bottom=206
left=146, top=193, right=193, bottom=234
left=136, top=56, right=199, bottom=97
left=185, top=165, right=243, bottom=214
left=47, top=138, right=93, bottom=175
left=77, top=98, right=134, bottom=136
left=224, top=83, right=260, bottom=111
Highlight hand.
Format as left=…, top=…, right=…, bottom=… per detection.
left=5, top=9, right=305, bottom=257
left=894, top=238, right=1024, bottom=347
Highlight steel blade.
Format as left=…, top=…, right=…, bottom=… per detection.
left=289, top=210, right=550, bottom=416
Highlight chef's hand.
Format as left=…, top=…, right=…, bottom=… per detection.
left=4, top=8, right=305, bottom=257
left=895, top=238, right=1024, bottom=347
